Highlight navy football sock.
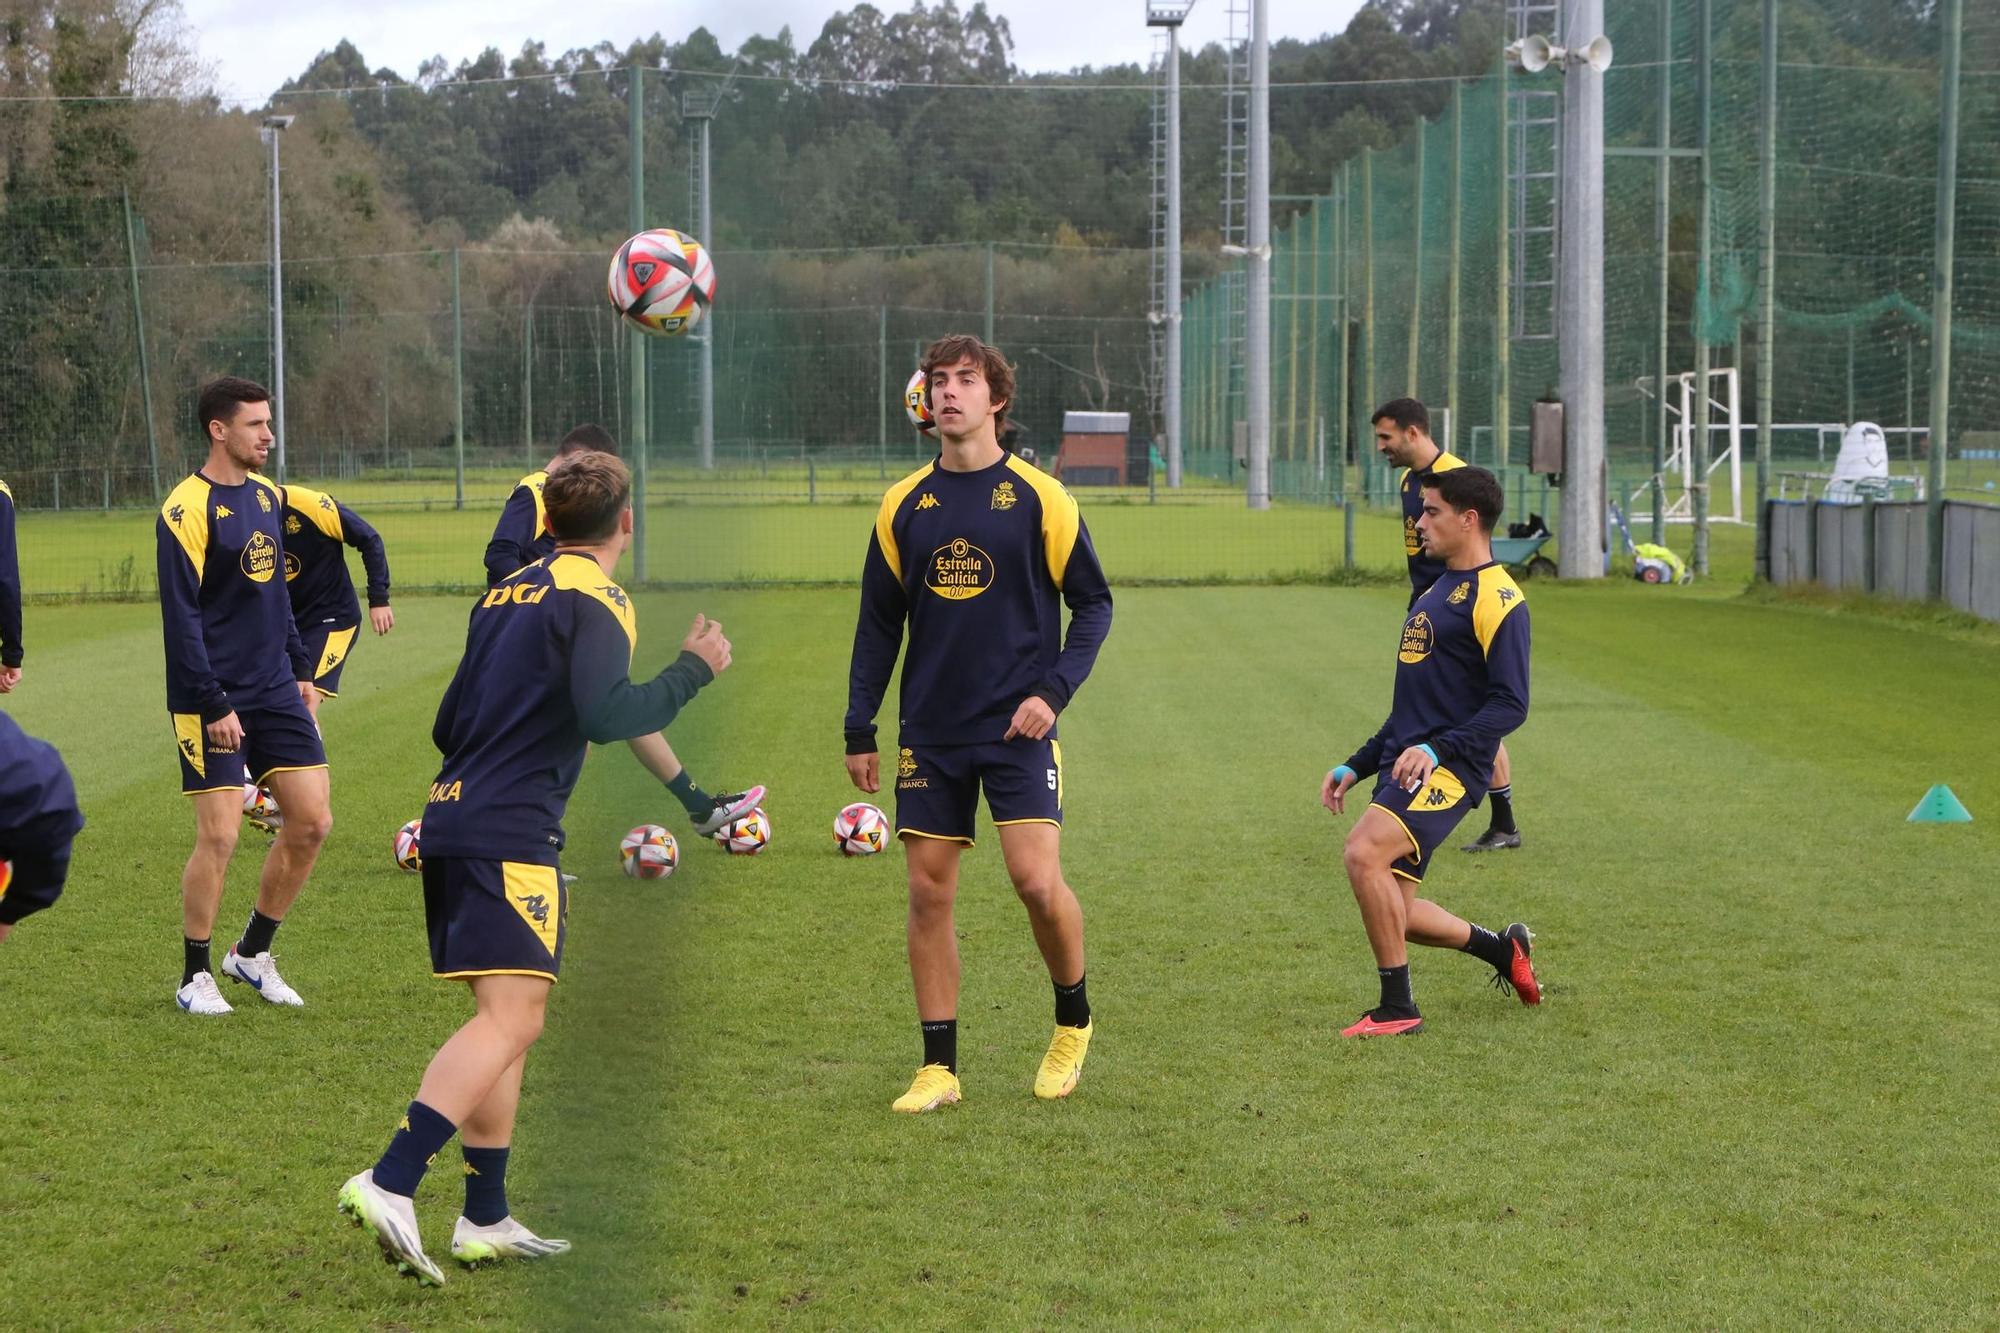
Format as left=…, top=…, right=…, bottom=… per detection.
left=372, top=1100, right=458, bottom=1198
left=462, top=1145, right=512, bottom=1226
left=1460, top=923, right=1513, bottom=971
left=665, top=770, right=712, bottom=817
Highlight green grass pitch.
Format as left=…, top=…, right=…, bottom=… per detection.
left=2, top=577, right=1997, bottom=1326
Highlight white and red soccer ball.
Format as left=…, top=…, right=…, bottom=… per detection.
left=620, top=823, right=680, bottom=879
left=903, top=366, right=935, bottom=435
left=607, top=228, right=716, bottom=338
left=393, top=819, right=422, bottom=873
left=242, top=782, right=282, bottom=831
left=833, top=802, right=889, bottom=856
left=714, top=807, right=772, bottom=855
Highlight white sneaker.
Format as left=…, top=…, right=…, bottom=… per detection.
left=450, top=1214, right=573, bottom=1265
left=221, top=947, right=304, bottom=1007
left=175, top=972, right=233, bottom=1016
left=338, top=1170, right=446, bottom=1287
left=692, top=785, right=768, bottom=837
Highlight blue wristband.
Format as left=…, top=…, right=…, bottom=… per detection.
left=1331, top=765, right=1357, bottom=785
left=1417, top=744, right=1438, bottom=766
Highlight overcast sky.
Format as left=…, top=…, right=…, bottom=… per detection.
left=182, top=1, right=1368, bottom=105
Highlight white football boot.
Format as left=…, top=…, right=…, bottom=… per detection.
left=338, top=1170, right=446, bottom=1287
left=692, top=785, right=768, bottom=837
left=175, top=971, right=233, bottom=1016
left=221, top=947, right=304, bottom=1006
left=450, top=1214, right=574, bottom=1265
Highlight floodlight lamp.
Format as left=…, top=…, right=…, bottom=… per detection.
left=262, top=114, right=295, bottom=130
left=1146, top=1, right=1196, bottom=27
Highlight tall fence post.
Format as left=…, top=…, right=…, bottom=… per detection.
left=122, top=188, right=160, bottom=501
left=628, top=63, right=648, bottom=581
left=452, top=246, right=465, bottom=511
left=1406, top=121, right=1425, bottom=398
left=1361, top=147, right=1376, bottom=496
left=1755, top=0, right=1778, bottom=580
left=1692, top=0, right=1714, bottom=577
left=877, top=304, right=888, bottom=479
left=1494, top=60, right=1511, bottom=469
left=983, top=241, right=996, bottom=345
left=1927, top=0, right=1963, bottom=602
left=1335, top=162, right=1350, bottom=484
left=1446, top=81, right=1462, bottom=457
left=1652, top=0, right=1673, bottom=544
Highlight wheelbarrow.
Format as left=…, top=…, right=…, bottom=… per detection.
left=1492, top=513, right=1558, bottom=579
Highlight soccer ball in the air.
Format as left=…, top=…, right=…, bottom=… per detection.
left=620, top=824, right=679, bottom=879
left=904, top=366, right=935, bottom=435
left=833, top=802, right=889, bottom=856
left=607, top=228, right=716, bottom=338
left=242, top=782, right=282, bottom=832
left=715, top=807, right=772, bottom=855
left=394, top=819, right=423, bottom=873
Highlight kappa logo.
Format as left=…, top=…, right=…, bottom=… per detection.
left=284, top=514, right=302, bottom=536
left=215, top=504, right=233, bottom=519
left=1423, top=786, right=1452, bottom=807
left=168, top=504, right=184, bottom=526
left=598, top=584, right=629, bottom=610
left=1499, top=587, right=1517, bottom=604
left=318, top=495, right=335, bottom=513
left=915, top=493, right=941, bottom=510
left=1448, top=582, right=1470, bottom=605
left=897, top=748, right=918, bottom=779
left=513, top=892, right=552, bottom=928
left=256, top=489, right=272, bottom=512
left=990, top=480, right=1018, bottom=511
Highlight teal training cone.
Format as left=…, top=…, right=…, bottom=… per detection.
left=1907, top=785, right=1973, bottom=823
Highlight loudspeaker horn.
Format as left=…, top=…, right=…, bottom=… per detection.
left=1583, top=35, right=1614, bottom=72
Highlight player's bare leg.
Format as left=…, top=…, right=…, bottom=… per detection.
left=417, top=975, right=550, bottom=1122
left=999, top=822, right=1093, bottom=1099
left=175, top=788, right=241, bottom=1012
left=217, top=766, right=330, bottom=1006
left=1342, top=806, right=1415, bottom=969
left=895, top=835, right=965, bottom=1111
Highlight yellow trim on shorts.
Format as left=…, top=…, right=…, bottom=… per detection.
left=183, top=783, right=241, bottom=798
left=992, top=817, right=1061, bottom=828
left=1390, top=867, right=1423, bottom=884
left=898, top=828, right=974, bottom=847
left=313, top=688, right=338, bottom=699
left=1369, top=802, right=1424, bottom=863
left=433, top=968, right=558, bottom=982
left=254, top=762, right=329, bottom=785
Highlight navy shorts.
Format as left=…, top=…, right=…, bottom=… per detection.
left=172, top=693, right=326, bottom=795
left=1370, top=763, right=1486, bottom=884
left=424, top=856, right=568, bottom=982
left=300, top=621, right=360, bottom=696
left=892, top=738, right=1064, bottom=846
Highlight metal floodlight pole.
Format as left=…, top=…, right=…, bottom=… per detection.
left=1556, top=0, right=1607, bottom=579
left=629, top=65, right=648, bottom=580
left=1927, top=0, right=1963, bottom=601
left=261, top=115, right=293, bottom=480
left=1692, top=0, right=1713, bottom=576
left=1244, top=0, right=1272, bottom=510
left=1446, top=81, right=1463, bottom=457
left=1149, top=2, right=1193, bottom=488
left=1756, top=0, right=1778, bottom=579
left=1653, top=0, right=1674, bottom=544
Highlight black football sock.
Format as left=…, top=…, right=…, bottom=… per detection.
left=237, top=909, right=281, bottom=958
left=372, top=1100, right=458, bottom=1198
left=921, top=1019, right=958, bottom=1073
left=1377, top=964, right=1417, bottom=1016
left=1054, top=974, right=1091, bottom=1028
left=665, top=770, right=713, bottom=817
left=1487, top=785, right=1517, bottom=834
left=462, top=1145, right=512, bottom=1226
left=183, top=936, right=211, bottom=986
left=1460, top=923, right=1513, bottom=971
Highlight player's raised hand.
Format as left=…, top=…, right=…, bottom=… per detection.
left=1003, top=695, right=1056, bottom=741
left=846, top=751, right=880, bottom=794
left=682, top=613, right=731, bottom=676
left=207, top=710, right=244, bottom=752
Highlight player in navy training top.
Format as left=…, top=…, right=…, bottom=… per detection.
left=0, top=477, right=22, bottom=694
left=1321, top=465, right=1542, bottom=1038
left=0, top=711, right=83, bottom=944
left=1374, top=397, right=1524, bottom=854
left=156, top=377, right=332, bottom=1016
left=846, top=334, right=1113, bottom=1114
left=341, top=451, right=735, bottom=1283
left=485, top=423, right=764, bottom=841
left=277, top=482, right=394, bottom=716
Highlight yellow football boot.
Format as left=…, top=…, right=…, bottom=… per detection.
left=892, top=1063, right=962, bottom=1114
left=1033, top=1021, right=1093, bottom=1100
